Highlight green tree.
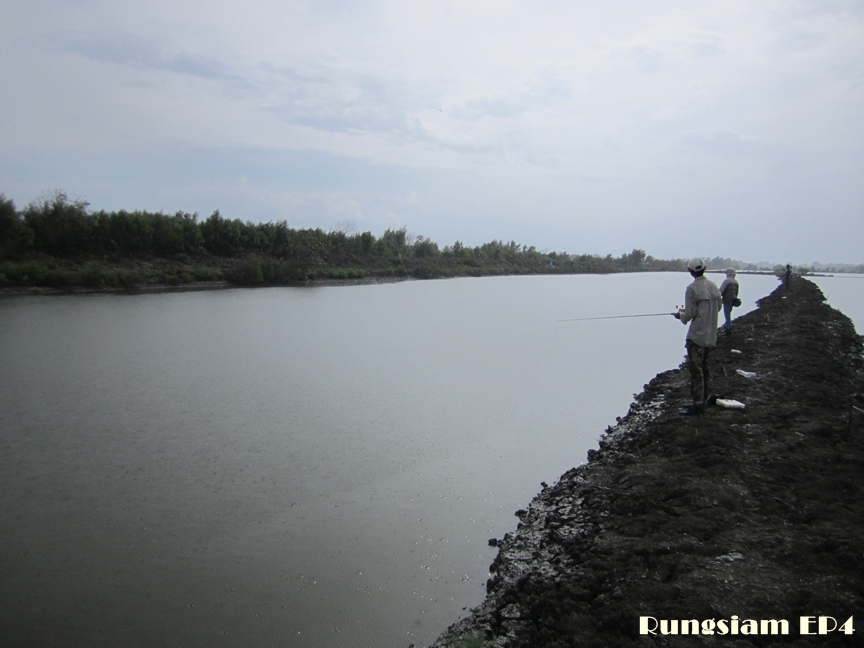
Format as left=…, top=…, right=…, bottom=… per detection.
left=412, top=235, right=440, bottom=258
left=23, top=190, right=93, bottom=256
left=0, top=194, right=33, bottom=259
left=623, top=248, right=647, bottom=268
left=152, top=211, right=203, bottom=255
left=287, top=229, right=327, bottom=279
left=375, top=227, right=408, bottom=261
left=201, top=210, right=248, bottom=256
left=355, top=231, right=375, bottom=257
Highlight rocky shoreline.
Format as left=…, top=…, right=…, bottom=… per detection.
left=431, top=278, right=864, bottom=647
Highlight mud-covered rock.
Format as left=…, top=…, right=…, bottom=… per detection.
left=432, top=278, right=864, bottom=647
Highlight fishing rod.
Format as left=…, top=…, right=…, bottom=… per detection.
left=557, top=311, right=675, bottom=322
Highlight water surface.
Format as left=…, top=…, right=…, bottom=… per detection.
left=0, top=271, right=811, bottom=647
left=809, top=273, right=864, bottom=333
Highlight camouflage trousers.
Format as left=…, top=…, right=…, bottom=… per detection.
left=685, top=339, right=712, bottom=406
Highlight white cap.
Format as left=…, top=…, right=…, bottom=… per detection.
left=687, top=257, right=706, bottom=272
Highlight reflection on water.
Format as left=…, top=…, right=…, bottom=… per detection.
left=0, top=271, right=808, bottom=647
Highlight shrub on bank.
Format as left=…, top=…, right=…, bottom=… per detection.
left=323, top=267, right=366, bottom=279
left=0, top=262, right=55, bottom=285
left=227, top=256, right=322, bottom=285
left=191, top=266, right=223, bottom=282
left=78, top=263, right=145, bottom=287
left=0, top=260, right=145, bottom=288
left=227, top=256, right=265, bottom=285
left=260, top=258, right=297, bottom=283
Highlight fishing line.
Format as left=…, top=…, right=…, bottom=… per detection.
left=557, top=312, right=673, bottom=322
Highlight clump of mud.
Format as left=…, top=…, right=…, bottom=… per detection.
left=432, top=278, right=864, bottom=647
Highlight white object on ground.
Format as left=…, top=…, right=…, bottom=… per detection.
left=736, top=369, right=757, bottom=378
left=731, top=349, right=742, bottom=354
left=716, top=399, right=745, bottom=409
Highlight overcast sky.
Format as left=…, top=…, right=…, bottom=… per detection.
left=2, top=1, right=862, bottom=264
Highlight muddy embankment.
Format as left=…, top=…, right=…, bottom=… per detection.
left=431, top=278, right=864, bottom=648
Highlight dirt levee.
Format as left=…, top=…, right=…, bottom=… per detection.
left=432, top=277, right=864, bottom=647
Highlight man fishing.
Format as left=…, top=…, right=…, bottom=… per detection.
left=719, top=268, right=740, bottom=335
left=673, top=257, right=722, bottom=416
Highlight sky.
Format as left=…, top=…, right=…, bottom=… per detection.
left=1, top=1, right=863, bottom=265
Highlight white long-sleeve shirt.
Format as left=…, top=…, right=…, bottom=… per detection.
left=680, top=275, right=722, bottom=347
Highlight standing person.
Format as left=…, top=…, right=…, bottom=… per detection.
left=719, top=268, right=740, bottom=335
left=785, top=264, right=792, bottom=290
left=673, top=258, right=722, bottom=416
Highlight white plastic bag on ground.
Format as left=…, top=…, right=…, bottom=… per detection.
left=716, top=399, right=745, bottom=409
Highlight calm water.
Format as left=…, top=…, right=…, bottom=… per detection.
left=809, top=273, right=864, bottom=334
left=0, top=271, right=848, bottom=648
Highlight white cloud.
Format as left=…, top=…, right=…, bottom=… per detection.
left=1, top=0, right=863, bottom=262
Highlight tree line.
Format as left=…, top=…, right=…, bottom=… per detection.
left=0, top=190, right=803, bottom=289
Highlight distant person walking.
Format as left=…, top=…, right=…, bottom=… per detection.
left=673, top=258, right=722, bottom=416
left=719, top=268, right=740, bottom=335
left=785, top=264, right=792, bottom=290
